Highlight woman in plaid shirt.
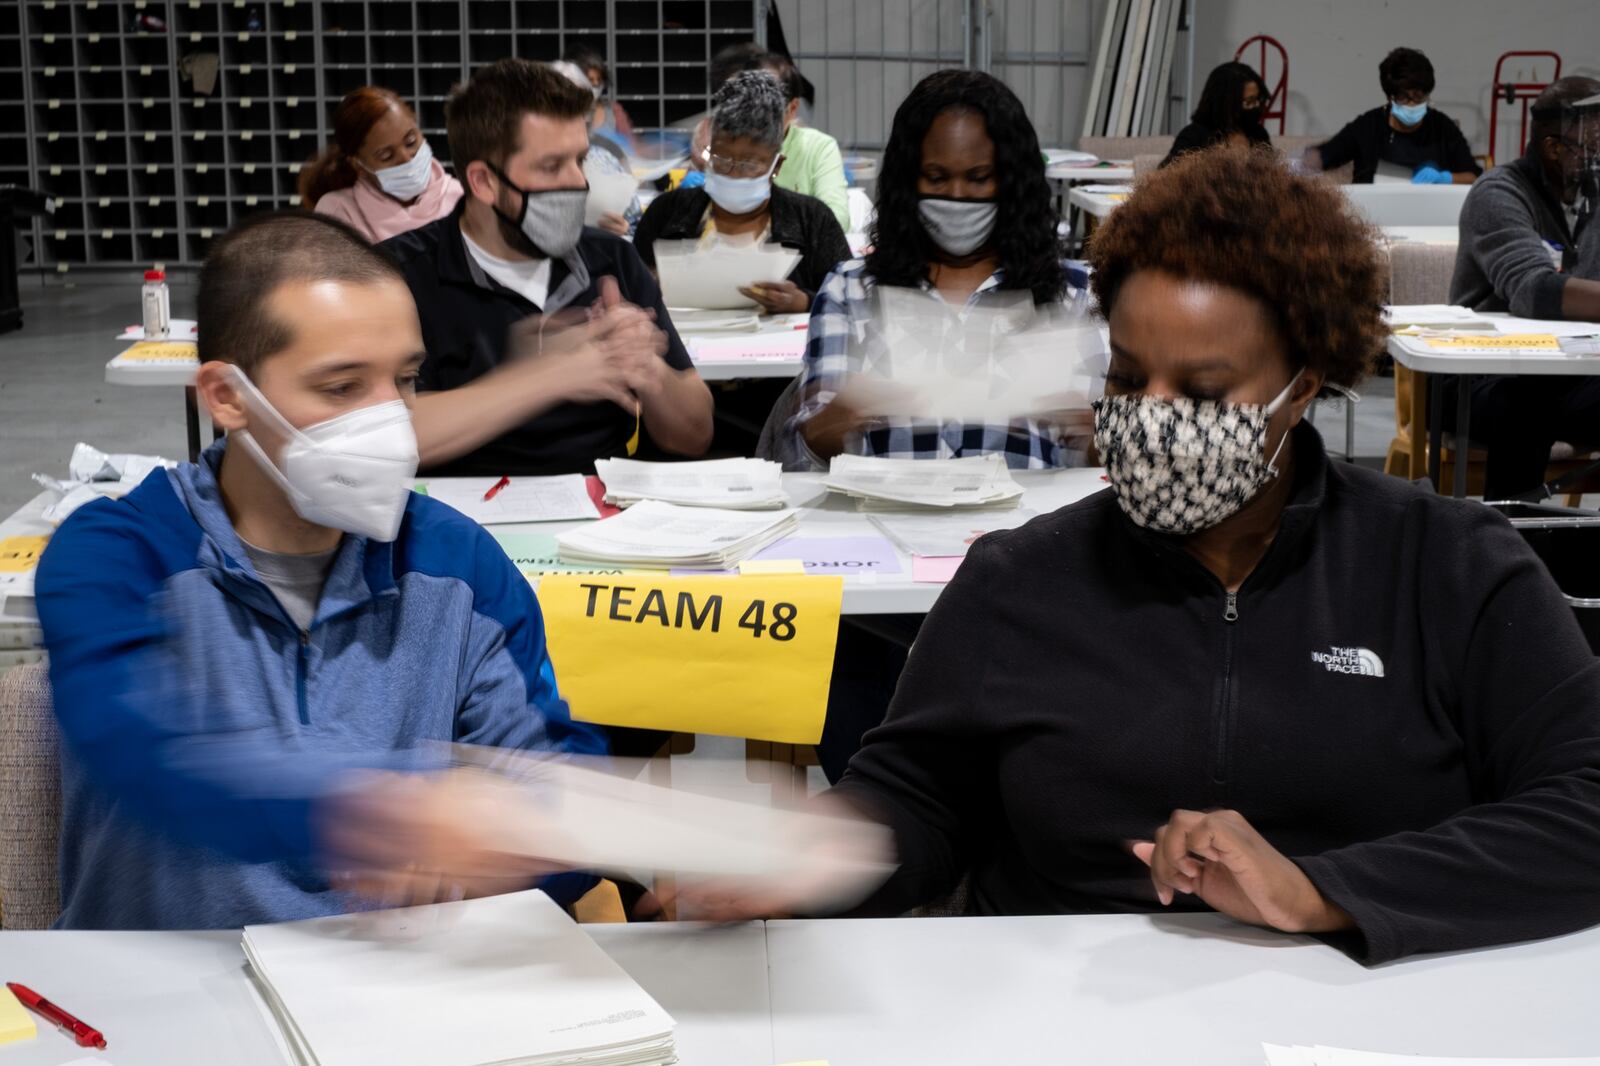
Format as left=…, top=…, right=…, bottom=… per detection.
left=787, top=69, right=1093, bottom=471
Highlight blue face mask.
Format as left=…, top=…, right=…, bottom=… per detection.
left=1390, top=100, right=1428, bottom=127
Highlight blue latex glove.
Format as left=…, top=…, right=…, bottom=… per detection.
left=1411, top=165, right=1452, bottom=185
left=679, top=170, right=705, bottom=190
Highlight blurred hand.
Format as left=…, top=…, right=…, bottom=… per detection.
left=661, top=793, right=895, bottom=921
left=800, top=373, right=926, bottom=460
left=595, top=211, right=631, bottom=237
left=1131, top=808, right=1354, bottom=934
left=506, top=276, right=667, bottom=412
left=738, top=279, right=811, bottom=315
left=321, top=768, right=576, bottom=908
left=1411, top=164, right=1452, bottom=185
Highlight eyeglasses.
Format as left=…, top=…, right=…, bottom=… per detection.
left=1390, top=92, right=1429, bottom=107
left=701, top=146, right=779, bottom=179
left=1241, top=97, right=1264, bottom=111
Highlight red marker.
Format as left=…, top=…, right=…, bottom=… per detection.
left=483, top=476, right=510, bottom=502
left=6, top=983, right=107, bottom=1049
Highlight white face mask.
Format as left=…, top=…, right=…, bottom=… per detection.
left=703, top=150, right=780, bottom=215
left=365, top=140, right=434, bottom=201
left=229, top=366, right=419, bottom=543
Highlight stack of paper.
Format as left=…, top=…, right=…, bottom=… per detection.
left=557, top=499, right=798, bottom=569
left=654, top=239, right=803, bottom=311
left=1264, top=1046, right=1600, bottom=1066
left=594, top=458, right=787, bottom=510
left=244, top=889, right=676, bottom=1066
left=1383, top=304, right=1495, bottom=331
left=824, top=454, right=1025, bottom=511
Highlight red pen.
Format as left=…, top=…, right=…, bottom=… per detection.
left=483, top=476, right=510, bottom=502
left=6, top=983, right=107, bottom=1050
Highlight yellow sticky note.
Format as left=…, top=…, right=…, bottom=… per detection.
left=541, top=574, right=842, bottom=744
left=118, top=340, right=198, bottom=363
left=738, top=559, right=805, bottom=575
left=0, top=536, right=49, bottom=576
left=1425, top=333, right=1560, bottom=350
left=0, top=986, right=35, bottom=1044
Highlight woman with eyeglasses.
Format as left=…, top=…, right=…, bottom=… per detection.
left=300, top=86, right=462, bottom=243
left=1160, top=62, right=1272, bottom=167
left=1306, top=47, right=1481, bottom=184
left=633, top=71, right=850, bottom=315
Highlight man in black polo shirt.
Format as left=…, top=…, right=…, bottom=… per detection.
left=1308, top=47, right=1481, bottom=185
left=382, top=58, right=713, bottom=476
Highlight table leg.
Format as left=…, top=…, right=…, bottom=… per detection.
left=1452, top=374, right=1473, bottom=499
left=1426, top=373, right=1443, bottom=491
left=184, top=385, right=201, bottom=462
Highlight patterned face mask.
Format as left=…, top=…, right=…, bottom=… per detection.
left=1092, top=371, right=1302, bottom=535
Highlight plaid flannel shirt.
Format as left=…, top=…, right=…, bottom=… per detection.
left=788, top=258, right=1095, bottom=468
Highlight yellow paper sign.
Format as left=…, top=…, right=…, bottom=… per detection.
left=540, top=574, right=842, bottom=744
left=119, top=340, right=198, bottom=362
left=1424, top=333, right=1560, bottom=350
left=0, top=536, right=49, bottom=574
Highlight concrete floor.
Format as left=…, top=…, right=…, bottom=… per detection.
left=0, top=273, right=1409, bottom=518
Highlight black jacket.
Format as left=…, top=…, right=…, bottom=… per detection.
left=1160, top=120, right=1271, bottom=167
left=1316, top=106, right=1481, bottom=183
left=833, top=425, right=1600, bottom=965
left=632, top=185, right=851, bottom=300
left=380, top=205, right=692, bottom=477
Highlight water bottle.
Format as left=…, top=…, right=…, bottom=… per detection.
left=141, top=269, right=170, bottom=340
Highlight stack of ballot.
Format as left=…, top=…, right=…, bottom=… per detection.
left=556, top=499, right=798, bottom=569
left=594, top=457, right=787, bottom=510
left=244, top=889, right=676, bottom=1066
left=1383, top=305, right=1495, bottom=331
left=32, top=442, right=178, bottom=524
left=824, top=454, right=1025, bottom=511
left=653, top=239, right=803, bottom=311
left=1264, top=1047, right=1600, bottom=1066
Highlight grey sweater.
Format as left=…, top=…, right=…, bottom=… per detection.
left=1450, top=152, right=1591, bottom=317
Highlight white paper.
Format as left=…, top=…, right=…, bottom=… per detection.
left=583, top=157, right=639, bottom=225
left=557, top=499, right=797, bottom=568
left=688, top=329, right=808, bottom=363
left=1264, top=1046, right=1600, bottom=1066
left=1383, top=304, right=1494, bottom=330
left=869, top=509, right=1038, bottom=558
left=594, top=457, right=787, bottom=510
left=628, top=152, right=687, bottom=184
left=243, top=889, right=676, bottom=1066
left=1490, top=316, right=1600, bottom=338
left=654, top=239, right=804, bottom=311
left=667, top=308, right=763, bottom=334
left=825, top=454, right=1025, bottom=510
left=458, top=751, right=895, bottom=902
left=420, top=476, right=600, bottom=525
left=117, top=317, right=197, bottom=339
left=861, top=285, right=1106, bottom=425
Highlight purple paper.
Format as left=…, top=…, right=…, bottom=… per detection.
left=672, top=536, right=904, bottom=577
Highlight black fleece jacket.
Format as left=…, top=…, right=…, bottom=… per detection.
left=833, top=425, right=1600, bottom=965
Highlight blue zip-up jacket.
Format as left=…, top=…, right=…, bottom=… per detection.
left=36, top=440, right=607, bottom=930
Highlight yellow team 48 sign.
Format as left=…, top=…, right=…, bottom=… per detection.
left=539, top=573, right=844, bottom=744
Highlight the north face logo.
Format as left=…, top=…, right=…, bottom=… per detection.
left=1311, top=646, right=1385, bottom=677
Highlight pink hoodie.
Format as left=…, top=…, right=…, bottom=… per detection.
left=312, top=159, right=464, bottom=244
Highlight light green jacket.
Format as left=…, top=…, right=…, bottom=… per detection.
left=775, top=124, right=852, bottom=233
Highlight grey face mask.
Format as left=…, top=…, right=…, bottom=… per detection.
left=918, top=196, right=999, bottom=258
left=487, top=161, right=588, bottom=259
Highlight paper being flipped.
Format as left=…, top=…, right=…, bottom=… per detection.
left=844, top=285, right=1109, bottom=426
left=582, top=156, right=639, bottom=225
left=654, top=238, right=803, bottom=311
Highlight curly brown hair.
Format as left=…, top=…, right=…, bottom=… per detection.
left=1088, top=145, right=1389, bottom=390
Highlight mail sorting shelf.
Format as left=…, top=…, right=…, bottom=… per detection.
left=16, top=0, right=760, bottom=271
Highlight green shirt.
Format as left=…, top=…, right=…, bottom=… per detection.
left=775, top=124, right=851, bottom=234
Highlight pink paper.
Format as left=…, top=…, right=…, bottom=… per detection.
left=911, top=555, right=964, bottom=584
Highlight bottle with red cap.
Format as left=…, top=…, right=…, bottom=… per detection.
left=141, top=267, right=170, bottom=340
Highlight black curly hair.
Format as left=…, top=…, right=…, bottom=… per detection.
left=866, top=69, right=1067, bottom=304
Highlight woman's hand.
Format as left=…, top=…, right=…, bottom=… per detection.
left=739, top=279, right=811, bottom=315
left=1131, top=808, right=1354, bottom=934
left=595, top=211, right=631, bottom=237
